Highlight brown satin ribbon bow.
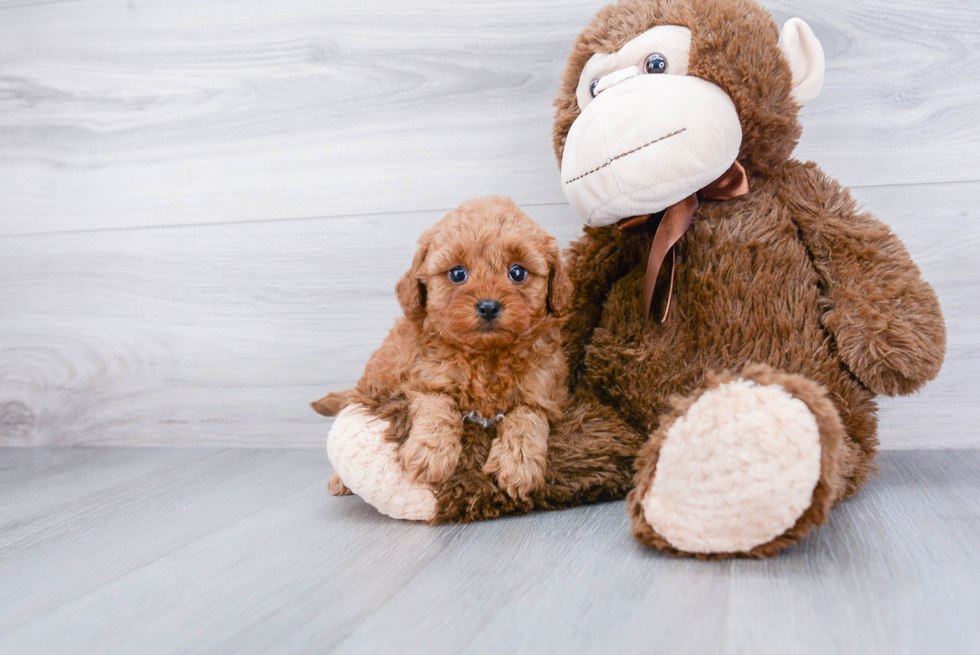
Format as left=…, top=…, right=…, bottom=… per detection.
left=617, top=161, right=749, bottom=323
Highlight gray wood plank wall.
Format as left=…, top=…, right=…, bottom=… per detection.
left=1, top=0, right=978, bottom=448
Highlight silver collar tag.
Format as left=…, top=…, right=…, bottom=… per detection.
left=462, top=411, right=506, bottom=429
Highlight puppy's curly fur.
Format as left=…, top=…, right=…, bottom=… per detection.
left=315, top=196, right=572, bottom=500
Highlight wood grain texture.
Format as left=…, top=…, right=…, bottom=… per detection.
left=2, top=181, right=977, bottom=449
left=1, top=0, right=977, bottom=449
left=0, top=448, right=333, bottom=631
left=0, top=183, right=980, bottom=448
left=0, top=0, right=978, bottom=234
left=848, top=182, right=980, bottom=448
left=0, top=448, right=977, bottom=653
left=0, top=203, right=572, bottom=448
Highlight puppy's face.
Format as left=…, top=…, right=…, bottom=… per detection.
left=396, top=197, right=571, bottom=350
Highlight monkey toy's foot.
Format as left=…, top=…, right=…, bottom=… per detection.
left=628, top=365, right=851, bottom=558
left=327, top=404, right=437, bottom=521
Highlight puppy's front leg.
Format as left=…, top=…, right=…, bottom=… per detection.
left=400, top=393, right=464, bottom=485
left=483, top=406, right=549, bottom=500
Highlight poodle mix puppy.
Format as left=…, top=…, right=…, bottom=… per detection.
left=315, top=196, right=573, bottom=513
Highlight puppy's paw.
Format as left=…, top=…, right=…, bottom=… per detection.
left=400, top=393, right=464, bottom=485
left=483, top=407, right=549, bottom=500
left=483, top=440, right=546, bottom=500
left=328, top=472, right=353, bottom=496
left=399, top=432, right=462, bottom=485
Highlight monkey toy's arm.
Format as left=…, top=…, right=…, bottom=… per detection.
left=784, top=162, right=946, bottom=396
left=562, top=226, right=644, bottom=390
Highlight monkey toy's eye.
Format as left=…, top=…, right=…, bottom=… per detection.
left=448, top=266, right=468, bottom=284
left=508, top=264, right=528, bottom=284
left=644, top=53, right=667, bottom=74
left=589, top=79, right=599, bottom=98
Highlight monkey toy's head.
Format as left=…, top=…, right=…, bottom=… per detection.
left=554, top=0, right=825, bottom=227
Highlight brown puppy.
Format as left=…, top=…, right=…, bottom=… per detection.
left=314, top=196, right=572, bottom=500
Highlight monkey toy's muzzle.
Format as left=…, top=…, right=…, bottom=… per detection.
left=560, top=74, right=743, bottom=227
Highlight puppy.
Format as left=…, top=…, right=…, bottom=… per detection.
left=314, top=196, right=572, bottom=501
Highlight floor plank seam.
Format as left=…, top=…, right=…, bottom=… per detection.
left=0, top=463, right=324, bottom=636
left=321, top=524, right=469, bottom=653
left=0, top=449, right=232, bottom=552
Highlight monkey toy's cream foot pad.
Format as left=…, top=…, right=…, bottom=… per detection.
left=641, top=380, right=822, bottom=554
left=326, top=404, right=437, bottom=521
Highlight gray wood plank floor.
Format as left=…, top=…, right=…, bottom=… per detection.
left=0, top=447, right=977, bottom=654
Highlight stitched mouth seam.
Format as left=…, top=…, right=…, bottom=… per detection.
left=562, top=127, right=687, bottom=185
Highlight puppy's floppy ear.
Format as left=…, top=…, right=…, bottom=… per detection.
left=395, top=237, right=430, bottom=318
left=545, top=239, right=572, bottom=316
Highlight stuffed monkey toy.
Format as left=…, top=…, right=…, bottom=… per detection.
left=326, top=0, right=945, bottom=558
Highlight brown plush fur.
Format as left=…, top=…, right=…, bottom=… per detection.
left=320, top=196, right=576, bottom=500
left=435, top=400, right=645, bottom=522
left=432, top=0, right=946, bottom=557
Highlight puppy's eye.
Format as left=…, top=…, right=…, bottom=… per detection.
left=589, top=79, right=599, bottom=98
left=448, top=266, right=468, bottom=284
left=508, top=264, right=528, bottom=284
left=644, top=53, right=667, bottom=74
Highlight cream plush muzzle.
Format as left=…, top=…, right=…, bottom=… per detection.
left=561, top=73, right=742, bottom=227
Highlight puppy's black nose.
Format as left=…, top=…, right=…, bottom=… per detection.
left=476, top=299, right=502, bottom=321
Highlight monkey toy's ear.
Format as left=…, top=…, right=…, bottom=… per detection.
left=778, top=18, right=825, bottom=105
left=395, top=239, right=429, bottom=318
